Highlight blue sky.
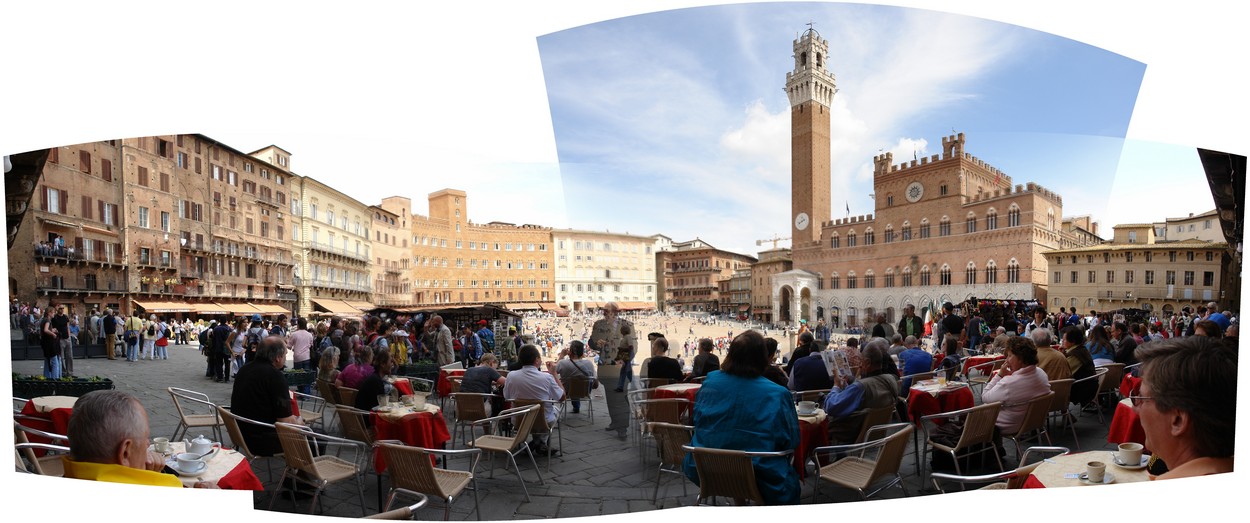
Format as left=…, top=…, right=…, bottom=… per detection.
left=538, top=3, right=1210, bottom=254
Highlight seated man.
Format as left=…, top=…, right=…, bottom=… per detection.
left=788, top=342, right=832, bottom=392
left=230, top=336, right=305, bottom=456
left=645, top=337, right=685, bottom=383
left=503, top=344, right=565, bottom=454
left=63, top=389, right=213, bottom=488
left=688, top=338, right=720, bottom=380
left=897, top=336, right=934, bottom=390
left=823, top=340, right=899, bottom=443
left=1028, top=327, right=1072, bottom=381
left=555, top=341, right=595, bottom=414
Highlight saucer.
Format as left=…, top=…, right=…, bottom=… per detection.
left=1077, top=472, right=1116, bottom=485
left=148, top=444, right=174, bottom=456
left=373, top=406, right=393, bottom=412
left=165, top=458, right=207, bottom=477
left=1111, top=455, right=1149, bottom=470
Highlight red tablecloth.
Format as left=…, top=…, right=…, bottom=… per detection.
left=1021, top=475, right=1046, bottom=488
left=393, top=378, right=414, bottom=396
left=437, top=369, right=465, bottom=396
left=1107, top=398, right=1148, bottom=452
left=217, top=455, right=265, bottom=490
left=653, top=384, right=700, bottom=419
left=19, top=399, right=73, bottom=456
left=907, top=385, right=974, bottom=424
left=794, top=416, right=829, bottom=480
left=1119, top=374, right=1142, bottom=400
left=371, top=409, right=451, bottom=473
left=962, top=355, right=1003, bottom=376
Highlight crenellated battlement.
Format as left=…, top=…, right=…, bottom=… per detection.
left=831, top=213, right=876, bottom=227
left=962, top=181, right=1063, bottom=206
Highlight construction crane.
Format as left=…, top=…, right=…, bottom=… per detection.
left=755, top=234, right=791, bottom=250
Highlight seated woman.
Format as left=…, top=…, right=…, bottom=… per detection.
left=1134, top=336, right=1235, bottom=479
left=682, top=330, right=800, bottom=505
left=981, top=336, right=1051, bottom=437
left=317, top=346, right=341, bottom=385
left=1059, top=326, right=1097, bottom=406
left=1086, top=325, right=1116, bottom=366
left=354, top=348, right=394, bottom=418
left=645, top=337, right=684, bottom=383
left=336, top=345, right=374, bottom=390
left=936, top=337, right=962, bottom=382
left=761, top=337, right=789, bottom=388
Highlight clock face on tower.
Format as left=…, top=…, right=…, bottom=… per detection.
left=794, top=212, right=810, bottom=231
left=906, top=181, right=924, bottom=203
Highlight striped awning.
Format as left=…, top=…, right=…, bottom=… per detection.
left=507, top=302, right=541, bottom=311
left=345, top=301, right=375, bottom=312
left=131, top=300, right=193, bottom=313
left=215, top=302, right=263, bottom=315
left=616, top=301, right=656, bottom=310
left=191, top=303, right=229, bottom=315
left=311, top=298, right=363, bottom=316
left=249, top=303, right=290, bottom=316
left=538, top=302, right=561, bottom=311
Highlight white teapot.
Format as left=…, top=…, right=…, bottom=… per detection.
left=184, top=434, right=214, bottom=455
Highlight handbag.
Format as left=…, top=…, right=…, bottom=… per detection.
left=571, top=361, right=598, bottom=389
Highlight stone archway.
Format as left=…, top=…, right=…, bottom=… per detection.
left=779, top=286, right=794, bottom=324
left=799, top=287, right=812, bottom=323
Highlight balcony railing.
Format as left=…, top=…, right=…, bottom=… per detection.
left=34, top=246, right=124, bottom=265
left=304, top=278, right=372, bottom=293
left=308, top=241, right=370, bottom=263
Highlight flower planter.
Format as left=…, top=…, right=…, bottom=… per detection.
left=12, top=379, right=59, bottom=399
left=283, top=369, right=317, bottom=387
left=12, top=376, right=113, bottom=398
left=56, top=378, right=115, bottom=397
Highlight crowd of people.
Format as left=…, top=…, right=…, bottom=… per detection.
left=17, top=297, right=1237, bottom=502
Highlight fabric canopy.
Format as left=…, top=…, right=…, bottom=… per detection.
left=132, top=300, right=193, bottom=313
left=248, top=303, right=290, bottom=315
left=215, top=302, right=262, bottom=315
left=191, top=303, right=229, bottom=315
left=311, top=298, right=363, bottom=316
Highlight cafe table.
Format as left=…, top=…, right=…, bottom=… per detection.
left=438, top=369, right=466, bottom=396
left=19, top=395, right=77, bottom=435
left=370, top=403, right=451, bottom=473
left=1022, top=450, right=1152, bottom=488
left=907, top=380, right=974, bottom=424
left=653, top=383, right=700, bottom=418
left=962, top=355, right=1004, bottom=376
left=794, top=407, right=830, bottom=481
left=1119, top=374, right=1142, bottom=400
left=1107, top=398, right=1149, bottom=452
left=161, top=442, right=265, bottom=490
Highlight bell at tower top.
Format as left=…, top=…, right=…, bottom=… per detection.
left=785, top=23, right=837, bottom=108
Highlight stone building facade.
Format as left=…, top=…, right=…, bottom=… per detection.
left=750, top=248, right=792, bottom=323
left=290, top=175, right=374, bottom=316
left=371, top=197, right=414, bottom=308
left=9, top=135, right=298, bottom=318
left=657, top=239, right=756, bottom=313
left=409, top=189, right=554, bottom=310
left=552, top=230, right=661, bottom=312
left=1043, top=223, right=1229, bottom=317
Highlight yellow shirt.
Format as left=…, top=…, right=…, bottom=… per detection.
left=61, top=457, right=184, bottom=487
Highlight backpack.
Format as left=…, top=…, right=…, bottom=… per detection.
left=147, top=323, right=156, bottom=336
left=246, top=328, right=263, bottom=353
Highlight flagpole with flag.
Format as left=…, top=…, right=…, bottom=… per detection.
left=845, top=201, right=850, bottom=218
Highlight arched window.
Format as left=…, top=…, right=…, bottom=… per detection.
left=830, top=232, right=840, bottom=248
left=864, top=227, right=874, bottom=245
left=965, top=261, right=977, bottom=285
left=885, top=224, right=895, bottom=243
left=1008, top=205, right=1021, bottom=227
left=901, top=221, right=912, bottom=241
left=901, top=266, right=913, bottom=287
left=986, top=208, right=998, bottom=230
left=1007, top=259, right=1021, bottom=283
left=884, top=268, right=895, bottom=288
left=847, top=230, right=857, bottom=247
left=920, top=218, right=931, bottom=239
left=940, top=264, right=952, bottom=286
left=966, top=212, right=977, bottom=234
left=830, top=273, right=840, bottom=289
left=985, top=260, right=998, bottom=284
left=864, top=270, right=876, bottom=289
left=919, top=265, right=931, bottom=286
left=1047, top=208, right=1056, bottom=230
left=939, top=216, right=951, bottom=237
left=847, top=271, right=857, bottom=289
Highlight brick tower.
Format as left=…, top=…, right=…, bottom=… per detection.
left=786, top=25, right=836, bottom=244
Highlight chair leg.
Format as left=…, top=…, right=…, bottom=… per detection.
left=653, top=466, right=664, bottom=505
left=507, top=453, right=531, bottom=503
left=383, top=489, right=398, bottom=511
left=267, top=469, right=290, bottom=510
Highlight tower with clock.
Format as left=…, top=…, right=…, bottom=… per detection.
left=786, top=25, right=834, bottom=244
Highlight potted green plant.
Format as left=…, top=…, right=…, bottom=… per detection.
left=282, top=368, right=317, bottom=387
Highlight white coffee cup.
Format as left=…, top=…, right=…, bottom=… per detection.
left=378, top=395, right=390, bottom=408
left=1117, top=442, right=1144, bottom=466
left=152, top=437, right=171, bottom=453
left=175, top=452, right=205, bottom=473
left=1086, top=461, right=1106, bottom=483
left=797, top=401, right=817, bottom=415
